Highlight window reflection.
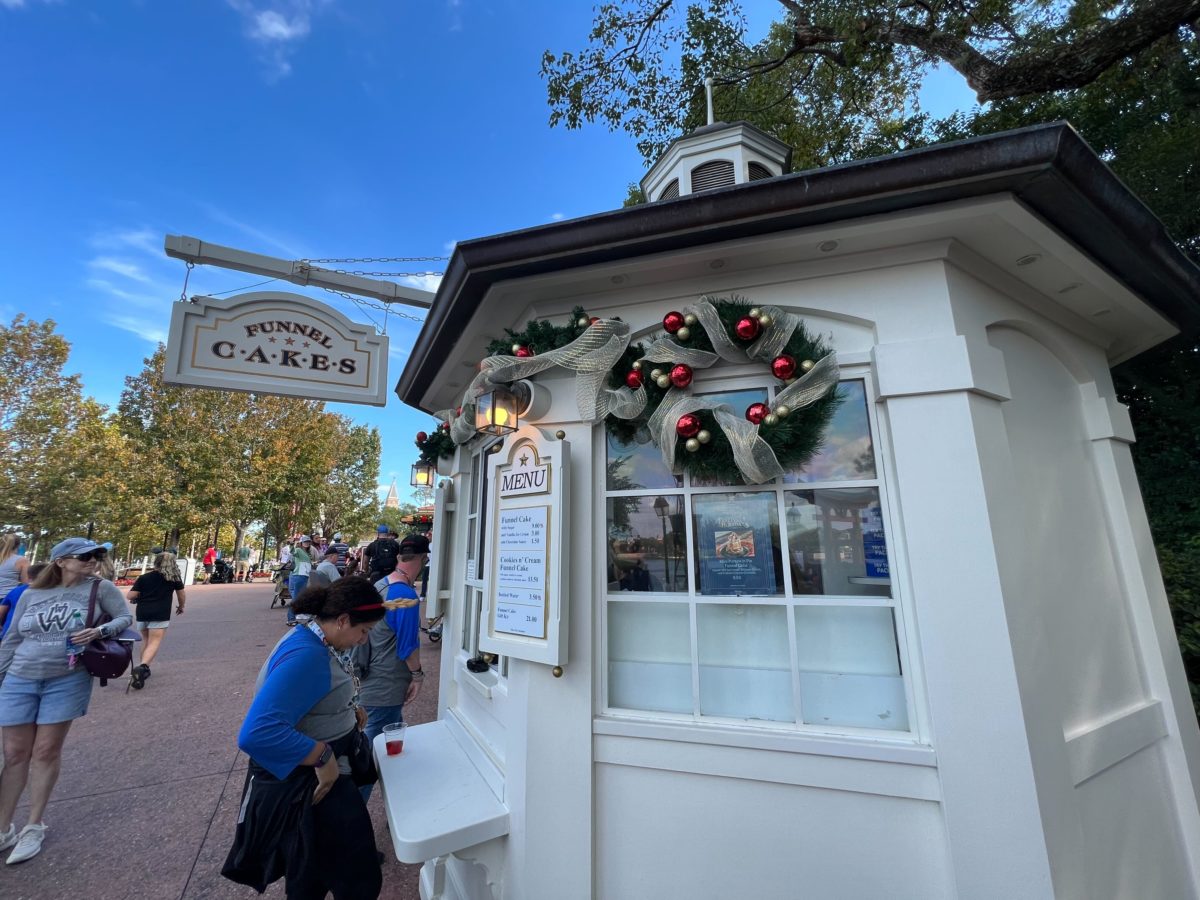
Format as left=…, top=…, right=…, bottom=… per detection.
left=606, top=430, right=681, bottom=490
left=783, top=380, right=876, bottom=483
left=692, top=492, right=783, bottom=595
left=785, top=488, right=890, bottom=597
left=606, top=495, right=687, bottom=592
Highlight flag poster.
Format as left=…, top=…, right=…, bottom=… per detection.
left=695, top=493, right=779, bottom=595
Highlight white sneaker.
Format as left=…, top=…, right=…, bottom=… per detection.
left=0, top=824, right=15, bottom=852
left=6, top=823, right=47, bottom=864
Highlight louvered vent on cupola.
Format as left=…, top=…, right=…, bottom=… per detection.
left=691, top=159, right=735, bottom=192
left=639, top=79, right=793, bottom=203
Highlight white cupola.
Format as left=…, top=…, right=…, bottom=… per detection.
left=640, top=77, right=792, bottom=202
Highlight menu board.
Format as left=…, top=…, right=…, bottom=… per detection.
left=481, top=432, right=570, bottom=666
left=495, top=506, right=548, bottom=638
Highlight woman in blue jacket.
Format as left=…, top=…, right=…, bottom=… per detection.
left=224, top=576, right=385, bottom=898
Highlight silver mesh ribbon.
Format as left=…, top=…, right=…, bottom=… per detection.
left=436, top=319, right=646, bottom=443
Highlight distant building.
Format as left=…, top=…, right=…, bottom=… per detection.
left=384, top=478, right=400, bottom=509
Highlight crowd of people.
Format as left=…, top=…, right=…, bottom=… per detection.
left=0, top=523, right=434, bottom=899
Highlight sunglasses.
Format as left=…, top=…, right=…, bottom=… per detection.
left=67, top=550, right=108, bottom=562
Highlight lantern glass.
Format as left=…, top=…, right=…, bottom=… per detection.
left=475, top=386, right=519, bottom=436
left=410, top=461, right=435, bottom=488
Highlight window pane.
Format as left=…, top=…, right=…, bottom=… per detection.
left=690, top=387, right=769, bottom=487
left=692, top=492, right=783, bottom=596
left=785, top=488, right=890, bottom=597
left=783, top=380, right=876, bottom=483
left=606, top=430, right=681, bottom=490
left=608, top=601, right=692, bottom=713
left=607, top=496, right=687, bottom=592
left=795, top=606, right=907, bottom=731
left=697, top=604, right=793, bottom=721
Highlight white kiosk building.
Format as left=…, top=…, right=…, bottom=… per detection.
left=385, top=122, right=1200, bottom=899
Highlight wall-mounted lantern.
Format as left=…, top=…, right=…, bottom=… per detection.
left=410, top=460, right=436, bottom=488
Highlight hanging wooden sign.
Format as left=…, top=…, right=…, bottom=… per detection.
left=163, top=290, right=390, bottom=406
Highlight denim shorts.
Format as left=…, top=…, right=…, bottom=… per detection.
left=0, top=670, right=93, bottom=725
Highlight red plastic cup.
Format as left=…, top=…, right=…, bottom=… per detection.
left=384, top=722, right=406, bottom=756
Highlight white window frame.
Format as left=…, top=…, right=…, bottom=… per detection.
left=598, top=363, right=921, bottom=743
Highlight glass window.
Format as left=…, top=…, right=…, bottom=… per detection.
left=785, top=488, right=890, bottom=597
left=795, top=606, right=907, bottom=731
left=607, top=495, right=687, bottom=592
left=692, top=492, right=783, bottom=596
left=609, top=601, right=692, bottom=713
left=603, top=374, right=909, bottom=737
left=606, top=430, right=681, bottom=490
left=698, top=604, right=793, bottom=721
left=784, top=379, right=876, bottom=483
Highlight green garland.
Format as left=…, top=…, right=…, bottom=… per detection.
left=469, top=298, right=840, bottom=483
left=415, top=423, right=456, bottom=463
left=608, top=296, right=842, bottom=483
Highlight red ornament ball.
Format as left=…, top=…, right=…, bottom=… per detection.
left=669, top=364, right=694, bottom=389
left=676, top=413, right=702, bottom=439
left=415, top=431, right=428, bottom=443
left=734, top=316, right=761, bottom=341
left=625, top=370, right=644, bottom=389
left=441, top=421, right=451, bottom=431
left=590, top=316, right=601, bottom=325
left=456, top=406, right=463, bottom=415
left=663, top=311, right=686, bottom=334
left=746, top=402, right=770, bottom=425
left=515, top=346, right=534, bottom=358
left=771, top=354, right=797, bottom=380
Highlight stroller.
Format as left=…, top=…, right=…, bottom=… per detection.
left=270, top=563, right=293, bottom=608
left=209, top=557, right=235, bottom=585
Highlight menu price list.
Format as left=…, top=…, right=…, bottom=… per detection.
left=494, top=506, right=548, bottom=638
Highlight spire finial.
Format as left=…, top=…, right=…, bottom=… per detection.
left=704, top=76, right=715, bottom=126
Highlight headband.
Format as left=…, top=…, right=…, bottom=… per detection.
left=351, top=602, right=384, bottom=611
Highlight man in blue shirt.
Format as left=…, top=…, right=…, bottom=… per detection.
left=355, top=534, right=428, bottom=800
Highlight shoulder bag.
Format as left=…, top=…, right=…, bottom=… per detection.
left=82, top=580, right=136, bottom=685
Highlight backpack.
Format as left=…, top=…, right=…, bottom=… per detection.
left=369, top=538, right=399, bottom=575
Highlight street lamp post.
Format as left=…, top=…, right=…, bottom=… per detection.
left=653, top=496, right=670, bottom=588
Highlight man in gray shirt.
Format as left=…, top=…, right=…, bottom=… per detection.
left=310, top=548, right=342, bottom=588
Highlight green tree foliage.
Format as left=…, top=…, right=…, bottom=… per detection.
left=546, top=2, right=1200, bottom=713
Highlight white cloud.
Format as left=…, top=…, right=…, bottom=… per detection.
left=401, top=273, right=442, bottom=294
left=227, top=1, right=323, bottom=80
left=198, top=202, right=306, bottom=258
left=549, top=212, right=564, bottom=221
left=104, top=313, right=167, bottom=345
left=89, top=256, right=154, bottom=283
left=89, top=226, right=161, bottom=256
left=1, top=0, right=59, bottom=10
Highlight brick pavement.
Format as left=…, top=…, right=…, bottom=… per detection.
left=0, top=579, right=440, bottom=900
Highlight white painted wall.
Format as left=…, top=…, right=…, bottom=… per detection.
left=419, top=226, right=1200, bottom=899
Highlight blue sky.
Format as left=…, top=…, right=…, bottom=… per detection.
left=0, top=1, right=974, bottom=503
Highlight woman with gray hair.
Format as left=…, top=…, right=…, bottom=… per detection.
left=127, top=551, right=187, bottom=689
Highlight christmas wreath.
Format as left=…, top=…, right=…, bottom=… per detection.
left=432, top=299, right=841, bottom=485
left=414, top=424, right=456, bottom=464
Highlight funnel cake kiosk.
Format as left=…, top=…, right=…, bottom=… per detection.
left=385, top=123, right=1200, bottom=899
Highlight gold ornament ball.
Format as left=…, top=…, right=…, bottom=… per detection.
left=577, top=316, right=591, bottom=328
left=632, top=360, right=643, bottom=371
left=697, top=429, right=711, bottom=444
left=775, top=404, right=791, bottom=418
left=685, top=438, right=701, bottom=452
left=676, top=326, right=691, bottom=341
left=758, top=313, right=773, bottom=327
left=552, top=666, right=564, bottom=678
left=656, top=375, right=672, bottom=389
left=684, top=313, right=697, bottom=326
left=555, top=430, right=566, bottom=439
left=785, top=377, right=797, bottom=385
left=800, top=359, right=815, bottom=371
left=650, top=368, right=663, bottom=380
left=511, top=343, right=522, bottom=354
left=764, top=413, right=779, bottom=427
left=748, top=307, right=761, bottom=318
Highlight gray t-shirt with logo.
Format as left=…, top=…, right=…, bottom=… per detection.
left=0, top=577, right=133, bottom=682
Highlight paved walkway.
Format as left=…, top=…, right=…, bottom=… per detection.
left=0, top=580, right=440, bottom=900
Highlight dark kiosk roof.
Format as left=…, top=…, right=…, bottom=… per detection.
left=397, top=122, right=1200, bottom=408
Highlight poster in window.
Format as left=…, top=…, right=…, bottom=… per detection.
left=696, top=493, right=778, bottom=595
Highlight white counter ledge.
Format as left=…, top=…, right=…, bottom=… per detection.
left=373, top=719, right=510, bottom=864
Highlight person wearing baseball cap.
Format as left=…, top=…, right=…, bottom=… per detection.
left=329, top=533, right=351, bottom=574
left=286, top=537, right=314, bottom=626
left=363, top=527, right=401, bottom=584
left=0, top=537, right=134, bottom=864
left=356, top=533, right=430, bottom=801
